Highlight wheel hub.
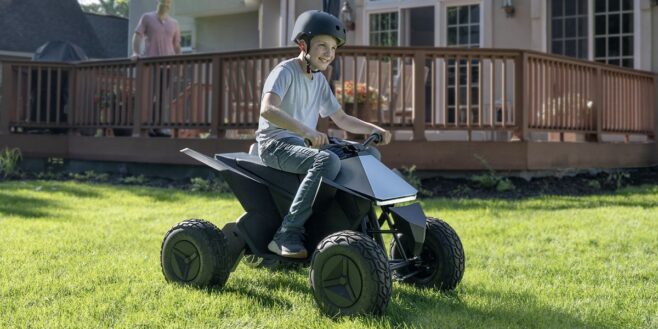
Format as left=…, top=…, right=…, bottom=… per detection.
left=171, top=240, right=200, bottom=282
left=320, top=255, right=362, bottom=308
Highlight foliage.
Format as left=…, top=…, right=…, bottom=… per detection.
left=0, top=181, right=657, bottom=328
left=471, top=154, right=516, bottom=192
left=494, top=177, right=516, bottom=192
left=0, top=148, right=22, bottom=178
left=35, top=157, right=66, bottom=180
left=189, top=176, right=231, bottom=193
left=69, top=170, right=110, bottom=182
left=119, top=175, right=147, bottom=185
left=80, top=0, right=129, bottom=18
left=335, top=80, right=386, bottom=105
left=450, top=184, right=473, bottom=198
left=398, top=165, right=431, bottom=197
left=587, top=179, right=602, bottom=190
left=607, top=171, right=630, bottom=190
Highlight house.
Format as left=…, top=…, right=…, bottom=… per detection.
left=0, top=0, right=655, bottom=171
left=129, top=0, right=658, bottom=73
left=0, top=0, right=127, bottom=58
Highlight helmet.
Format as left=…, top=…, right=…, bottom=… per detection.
left=290, top=10, right=346, bottom=47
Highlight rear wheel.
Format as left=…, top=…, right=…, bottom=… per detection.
left=309, top=230, right=391, bottom=316
left=390, top=217, right=464, bottom=290
left=160, top=219, right=230, bottom=288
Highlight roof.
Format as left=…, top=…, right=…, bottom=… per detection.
left=85, top=13, right=129, bottom=58
left=0, top=0, right=120, bottom=58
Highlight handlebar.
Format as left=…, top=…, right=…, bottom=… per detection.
left=305, top=133, right=381, bottom=149
left=363, top=133, right=382, bottom=148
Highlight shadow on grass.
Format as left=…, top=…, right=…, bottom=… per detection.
left=120, top=186, right=237, bottom=203
left=0, top=181, right=104, bottom=219
left=0, top=192, right=57, bottom=218
left=380, top=285, right=613, bottom=329
left=195, top=267, right=615, bottom=328
left=210, top=267, right=309, bottom=310
left=0, top=181, right=103, bottom=198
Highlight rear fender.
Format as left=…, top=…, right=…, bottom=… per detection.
left=221, top=222, right=246, bottom=272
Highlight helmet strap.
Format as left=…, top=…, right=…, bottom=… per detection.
left=299, top=39, right=320, bottom=74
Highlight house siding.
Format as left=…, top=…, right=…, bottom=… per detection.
left=653, top=5, right=658, bottom=72
left=492, top=0, right=532, bottom=49
left=197, top=11, right=260, bottom=52
left=126, top=0, right=658, bottom=74
left=260, top=1, right=282, bottom=48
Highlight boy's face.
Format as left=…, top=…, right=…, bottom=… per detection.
left=305, top=35, right=337, bottom=72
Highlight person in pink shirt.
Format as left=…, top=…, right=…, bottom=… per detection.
left=131, top=0, right=181, bottom=58
left=131, top=0, right=181, bottom=136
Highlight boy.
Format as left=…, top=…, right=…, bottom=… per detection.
left=257, top=10, right=392, bottom=258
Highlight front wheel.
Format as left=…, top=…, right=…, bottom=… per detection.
left=160, top=219, right=230, bottom=288
left=390, top=217, right=465, bottom=290
left=309, top=231, right=392, bottom=316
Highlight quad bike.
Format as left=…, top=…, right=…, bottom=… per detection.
left=160, top=134, right=465, bottom=316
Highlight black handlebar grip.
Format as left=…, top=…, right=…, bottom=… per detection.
left=372, top=132, right=382, bottom=144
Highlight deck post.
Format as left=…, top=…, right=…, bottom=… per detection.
left=210, top=56, right=224, bottom=138
left=132, top=61, right=146, bottom=137
left=67, top=66, right=76, bottom=134
left=0, top=63, right=14, bottom=135
left=514, top=51, right=528, bottom=141
left=653, top=74, right=657, bottom=142
left=412, top=52, right=426, bottom=141
left=594, top=67, right=603, bottom=142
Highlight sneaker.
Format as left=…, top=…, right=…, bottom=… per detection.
left=268, top=232, right=308, bottom=259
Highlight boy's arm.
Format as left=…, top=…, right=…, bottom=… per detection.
left=329, top=109, right=392, bottom=145
left=260, top=92, right=328, bottom=147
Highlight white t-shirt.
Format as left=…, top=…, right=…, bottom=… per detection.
left=256, top=58, right=341, bottom=143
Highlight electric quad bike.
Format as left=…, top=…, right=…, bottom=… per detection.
left=160, top=134, right=465, bottom=316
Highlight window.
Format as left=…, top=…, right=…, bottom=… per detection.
left=180, top=31, right=193, bottom=53
left=369, top=12, right=398, bottom=46
left=550, top=0, right=588, bottom=59
left=446, top=5, right=480, bottom=124
left=594, top=0, right=633, bottom=67
left=447, top=5, right=480, bottom=48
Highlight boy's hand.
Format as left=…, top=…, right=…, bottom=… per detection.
left=372, top=128, right=392, bottom=145
left=303, top=130, right=328, bottom=148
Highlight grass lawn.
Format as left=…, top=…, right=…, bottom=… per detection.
left=0, top=180, right=656, bottom=329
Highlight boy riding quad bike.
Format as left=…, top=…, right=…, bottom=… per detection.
left=160, top=10, right=464, bottom=316
left=161, top=133, right=465, bottom=316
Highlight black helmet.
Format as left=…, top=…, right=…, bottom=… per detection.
left=291, top=10, right=346, bottom=47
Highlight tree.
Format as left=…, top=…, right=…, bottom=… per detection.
left=80, top=0, right=129, bottom=18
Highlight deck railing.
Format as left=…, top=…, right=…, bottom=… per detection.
left=1, top=47, right=656, bottom=142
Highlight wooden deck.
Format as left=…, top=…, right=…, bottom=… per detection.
left=1, top=47, right=657, bottom=171
left=1, top=134, right=655, bottom=171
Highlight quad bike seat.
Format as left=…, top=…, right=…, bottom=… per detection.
left=215, top=152, right=301, bottom=197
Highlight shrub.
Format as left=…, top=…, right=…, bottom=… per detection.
left=398, top=165, right=431, bottom=197
left=120, top=175, right=147, bottom=185
left=0, top=148, right=23, bottom=178
left=472, top=154, right=516, bottom=192
left=587, top=180, right=601, bottom=190
left=607, top=171, right=630, bottom=190
left=69, top=171, right=109, bottom=182
left=495, top=178, right=516, bottom=192
left=190, top=176, right=231, bottom=193
left=450, top=184, right=473, bottom=198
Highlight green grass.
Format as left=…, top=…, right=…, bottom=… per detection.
left=1, top=180, right=657, bottom=329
